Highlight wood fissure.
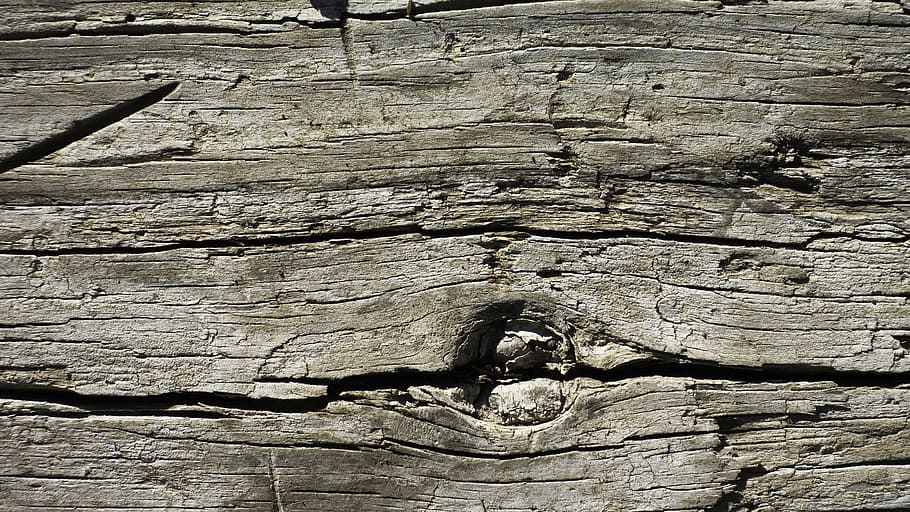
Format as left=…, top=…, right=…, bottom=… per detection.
left=3, top=225, right=905, bottom=258
left=2, top=358, right=908, bottom=421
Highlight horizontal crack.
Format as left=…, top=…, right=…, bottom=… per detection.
left=400, top=0, right=584, bottom=17
left=5, top=359, right=902, bottom=418
left=289, top=358, right=910, bottom=394
left=384, top=438, right=621, bottom=460
left=0, top=224, right=869, bottom=258
left=0, top=384, right=329, bottom=417
left=0, top=0, right=703, bottom=43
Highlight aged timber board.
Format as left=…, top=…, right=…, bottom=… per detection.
left=0, top=0, right=908, bottom=510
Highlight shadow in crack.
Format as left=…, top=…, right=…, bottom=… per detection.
left=310, top=0, right=348, bottom=19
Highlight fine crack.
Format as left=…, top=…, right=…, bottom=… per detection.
left=267, top=452, right=286, bottom=512
left=0, top=224, right=857, bottom=258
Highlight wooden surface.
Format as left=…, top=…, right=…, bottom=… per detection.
left=1, top=0, right=909, bottom=510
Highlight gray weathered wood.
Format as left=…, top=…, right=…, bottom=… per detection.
left=2, top=379, right=909, bottom=510
left=1, top=0, right=908, bottom=250
left=1, top=0, right=908, bottom=509
left=1, top=234, right=909, bottom=397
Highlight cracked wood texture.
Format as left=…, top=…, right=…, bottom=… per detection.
left=1, top=0, right=909, bottom=510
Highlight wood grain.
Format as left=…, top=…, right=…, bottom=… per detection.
left=1, top=0, right=908, bottom=509
left=2, top=379, right=909, bottom=511
left=1, top=233, right=908, bottom=397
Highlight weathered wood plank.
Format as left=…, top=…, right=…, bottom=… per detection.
left=0, top=0, right=338, bottom=41
left=1, top=0, right=907, bottom=249
left=1, top=379, right=908, bottom=511
left=2, top=0, right=909, bottom=509
left=1, top=234, right=907, bottom=396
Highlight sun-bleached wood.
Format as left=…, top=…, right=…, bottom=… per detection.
left=1, top=0, right=908, bottom=510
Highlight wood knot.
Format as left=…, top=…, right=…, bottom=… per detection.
left=476, top=378, right=568, bottom=426
left=490, top=319, right=574, bottom=375
left=461, top=311, right=576, bottom=426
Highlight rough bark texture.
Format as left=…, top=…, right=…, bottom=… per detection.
left=0, top=0, right=908, bottom=510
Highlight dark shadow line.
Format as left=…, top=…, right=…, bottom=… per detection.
left=3, top=359, right=907, bottom=418
left=0, top=81, right=180, bottom=174
left=0, top=384, right=328, bottom=417
left=260, top=358, right=910, bottom=395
